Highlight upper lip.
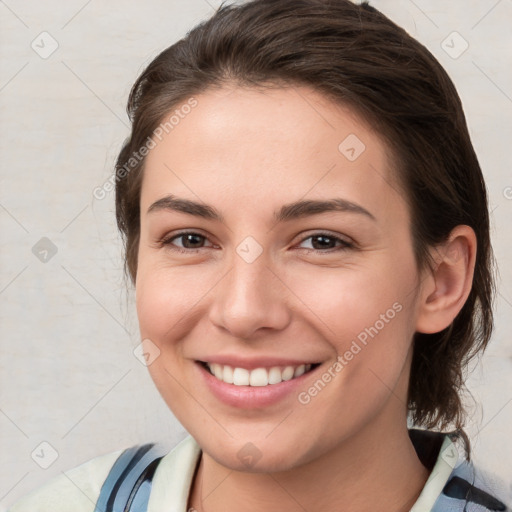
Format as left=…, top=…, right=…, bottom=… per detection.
left=197, top=355, right=321, bottom=370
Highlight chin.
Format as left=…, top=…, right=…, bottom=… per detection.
left=195, top=430, right=319, bottom=474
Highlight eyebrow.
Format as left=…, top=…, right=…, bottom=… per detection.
left=147, top=195, right=376, bottom=222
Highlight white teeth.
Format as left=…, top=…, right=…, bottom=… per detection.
left=249, top=368, right=268, bottom=387
left=222, top=365, right=234, bottom=384
left=294, top=364, right=306, bottom=378
left=281, top=366, right=295, bottom=381
left=212, top=363, right=223, bottom=379
left=233, top=367, right=250, bottom=386
left=205, top=362, right=315, bottom=386
left=268, top=367, right=282, bottom=385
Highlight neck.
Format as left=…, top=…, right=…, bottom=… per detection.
left=188, top=417, right=430, bottom=512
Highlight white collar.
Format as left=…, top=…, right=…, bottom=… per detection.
left=148, top=435, right=201, bottom=512
left=410, top=434, right=457, bottom=511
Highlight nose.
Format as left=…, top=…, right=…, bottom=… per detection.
left=208, top=252, right=292, bottom=340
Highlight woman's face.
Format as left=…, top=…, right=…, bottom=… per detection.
left=136, top=84, right=426, bottom=472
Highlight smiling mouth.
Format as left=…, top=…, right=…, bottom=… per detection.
left=199, top=361, right=320, bottom=387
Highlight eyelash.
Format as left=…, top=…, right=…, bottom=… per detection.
left=158, top=231, right=354, bottom=255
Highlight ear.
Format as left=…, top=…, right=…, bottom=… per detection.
left=415, top=225, right=477, bottom=334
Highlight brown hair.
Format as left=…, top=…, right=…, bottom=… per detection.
left=115, top=0, right=496, bottom=452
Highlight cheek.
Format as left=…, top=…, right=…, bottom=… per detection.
left=135, top=264, right=206, bottom=422
left=293, top=298, right=414, bottom=443
left=286, top=258, right=417, bottom=399
left=285, top=259, right=412, bottom=342
left=136, top=260, right=213, bottom=342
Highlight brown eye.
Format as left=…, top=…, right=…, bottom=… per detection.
left=297, top=233, right=353, bottom=252
left=175, top=233, right=206, bottom=249
left=161, top=231, right=214, bottom=253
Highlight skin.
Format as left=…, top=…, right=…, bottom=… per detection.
left=135, top=84, right=476, bottom=511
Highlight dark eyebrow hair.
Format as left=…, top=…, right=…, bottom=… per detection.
left=147, top=195, right=376, bottom=222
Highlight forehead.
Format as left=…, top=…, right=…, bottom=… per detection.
left=140, top=84, right=406, bottom=223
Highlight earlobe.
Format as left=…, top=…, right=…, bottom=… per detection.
left=415, top=225, right=477, bottom=334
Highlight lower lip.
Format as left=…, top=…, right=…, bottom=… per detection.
left=196, top=362, right=320, bottom=409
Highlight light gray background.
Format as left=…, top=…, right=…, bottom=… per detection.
left=1, top=0, right=511, bottom=508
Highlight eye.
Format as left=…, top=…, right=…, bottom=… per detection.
left=158, top=231, right=354, bottom=254
left=296, top=232, right=354, bottom=252
left=160, top=231, right=215, bottom=253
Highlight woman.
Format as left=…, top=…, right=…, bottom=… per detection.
left=8, top=0, right=509, bottom=510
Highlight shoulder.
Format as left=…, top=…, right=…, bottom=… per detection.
left=409, top=430, right=511, bottom=512
left=433, top=458, right=511, bottom=512
left=409, top=429, right=511, bottom=512
left=7, top=436, right=200, bottom=512
left=7, top=449, right=124, bottom=512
